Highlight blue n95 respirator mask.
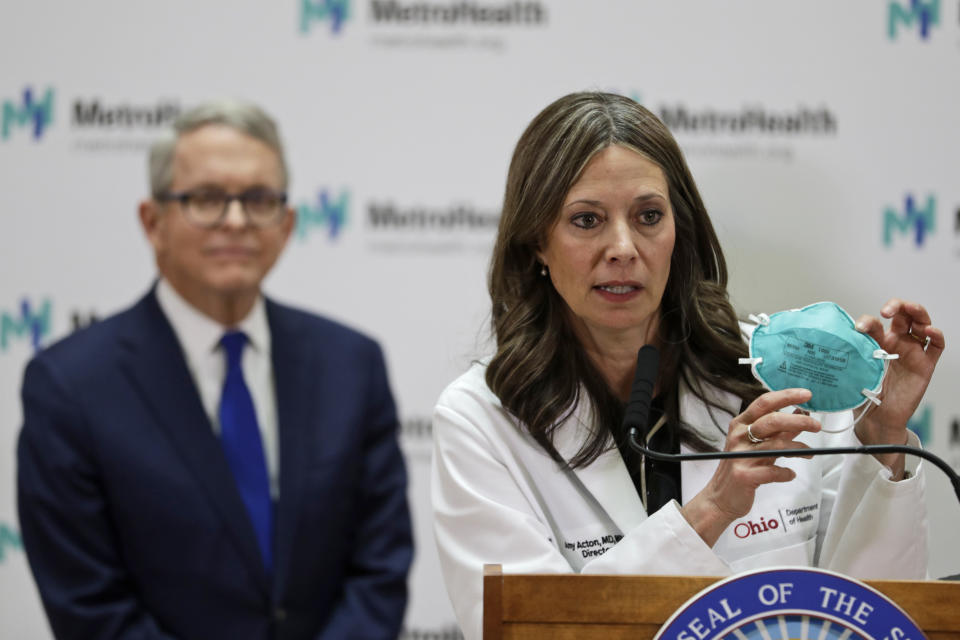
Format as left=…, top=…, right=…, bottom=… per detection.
left=739, top=301, right=897, bottom=431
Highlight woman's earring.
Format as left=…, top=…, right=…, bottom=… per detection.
left=540, top=264, right=548, bottom=276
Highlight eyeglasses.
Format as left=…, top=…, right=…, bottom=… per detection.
left=157, top=188, right=288, bottom=228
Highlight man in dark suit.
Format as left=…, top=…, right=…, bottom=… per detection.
left=17, top=101, right=413, bottom=639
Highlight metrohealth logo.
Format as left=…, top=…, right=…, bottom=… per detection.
left=0, top=523, right=22, bottom=564
left=883, top=193, right=935, bottom=247
left=2, top=87, right=54, bottom=141
left=907, top=404, right=932, bottom=445
left=1, top=298, right=52, bottom=352
left=300, top=0, right=350, bottom=35
left=887, top=0, right=940, bottom=40
left=296, top=189, right=349, bottom=241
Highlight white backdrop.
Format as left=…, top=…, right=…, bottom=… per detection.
left=2, top=1, right=959, bottom=637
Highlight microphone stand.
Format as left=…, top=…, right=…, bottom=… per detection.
left=627, top=429, right=960, bottom=504
left=623, top=345, right=960, bottom=504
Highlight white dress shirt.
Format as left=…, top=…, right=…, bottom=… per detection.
left=156, top=279, right=280, bottom=499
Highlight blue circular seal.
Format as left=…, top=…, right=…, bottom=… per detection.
left=654, top=567, right=925, bottom=640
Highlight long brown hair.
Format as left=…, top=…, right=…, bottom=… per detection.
left=486, top=91, right=762, bottom=467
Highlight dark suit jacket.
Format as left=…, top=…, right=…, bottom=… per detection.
left=17, top=289, right=413, bottom=640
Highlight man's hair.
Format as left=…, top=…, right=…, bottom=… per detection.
left=148, top=100, right=289, bottom=197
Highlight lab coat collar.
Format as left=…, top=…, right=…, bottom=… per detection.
left=551, top=377, right=740, bottom=534
left=678, top=377, right=739, bottom=503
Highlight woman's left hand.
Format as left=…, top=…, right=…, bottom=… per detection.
left=854, top=298, right=945, bottom=474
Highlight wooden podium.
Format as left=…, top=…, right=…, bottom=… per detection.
left=483, top=564, right=960, bottom=639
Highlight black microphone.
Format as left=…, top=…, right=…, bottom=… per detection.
left=623, top=344, right=659, bottom=444
left=625, top=346, right=960, bottom=504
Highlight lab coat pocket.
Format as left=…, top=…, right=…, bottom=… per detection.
left=728, top=536, right=817, bottom=574
left=713, top=495, right=821, bottom=570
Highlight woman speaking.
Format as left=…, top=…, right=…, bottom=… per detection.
left=431, top=91, right=943, bottom=640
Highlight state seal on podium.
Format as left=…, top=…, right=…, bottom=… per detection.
left=655, top=567, right=924, bottom=640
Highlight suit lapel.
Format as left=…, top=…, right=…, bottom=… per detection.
left=267, top=301, right=315, bottom=597
left=118, top=290, right=270, bottom=594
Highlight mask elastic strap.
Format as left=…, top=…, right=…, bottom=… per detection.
left=848, top=393, right=881, bottom=431
left=864, top=348, right=899, bottom=407
left=818, top=395, right=892, bottom=433
left=740, top=314, right=769, bottom=368
left=860, top=388, right=882, bottom=407
left=850, top=349, right=899, bottom=427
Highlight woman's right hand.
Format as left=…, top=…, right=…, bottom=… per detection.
left=679, top=388, right=821, bottom=547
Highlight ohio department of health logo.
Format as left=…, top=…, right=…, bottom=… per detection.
left=656, top=567, right=922, bottom=640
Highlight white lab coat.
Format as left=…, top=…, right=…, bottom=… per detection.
left=431, top=361, right=927, bottom=640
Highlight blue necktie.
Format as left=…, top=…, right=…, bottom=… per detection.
left=218, top=331, right=273, bottom=575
